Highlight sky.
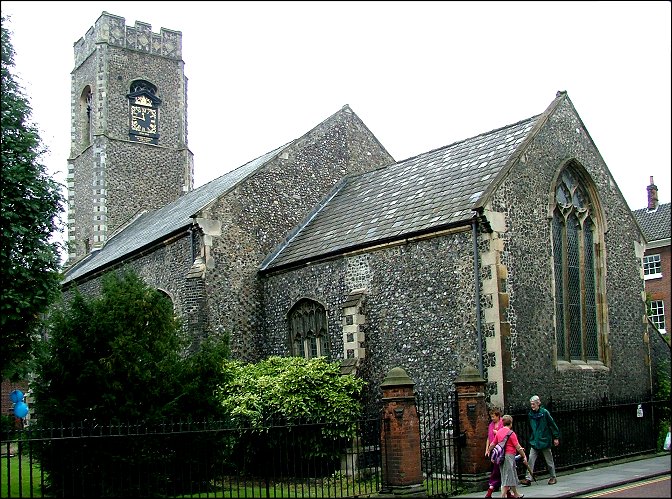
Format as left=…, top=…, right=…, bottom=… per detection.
left=2, top=1, right=671, bottom=248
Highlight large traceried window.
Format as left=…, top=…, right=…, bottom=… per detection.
left=552, top=166, right=602, bottom=362
left=288, top=299, right=329, bottom=359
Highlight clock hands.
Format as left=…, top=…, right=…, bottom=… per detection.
left=132, top=107, right=155, bottom=132
left=139, top=111, right=151, bottom=129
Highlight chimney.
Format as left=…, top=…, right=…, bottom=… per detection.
left=647, top=176, right=659, bottom=211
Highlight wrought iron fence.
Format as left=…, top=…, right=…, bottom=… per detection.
left=2, top=394, right=666, bottom=497
left=505, top=396, right=669, bottom=477
left=416, top=391, right=461, bottom=497
left=1, top=416, right=382, bottom=498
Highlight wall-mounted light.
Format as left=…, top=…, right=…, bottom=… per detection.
left=394, top=407, right=404, bottom=419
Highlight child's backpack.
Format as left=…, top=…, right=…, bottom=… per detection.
left=490, top=430, right=513, bottom=465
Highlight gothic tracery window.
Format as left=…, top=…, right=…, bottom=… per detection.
left=552, top=166, right=602, bottom=362
left=288, top=299, right=329, bottom=359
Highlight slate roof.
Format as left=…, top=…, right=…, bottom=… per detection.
left=632, top=202, right=672, bottom=243
left=261, top=114, right=541, bottom=272
left=63, top=144, right=286, bottom=284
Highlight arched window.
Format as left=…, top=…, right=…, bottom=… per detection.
left=81, top=86, right=93, bottom=147
left=130, top=79, right=157, bottom=95
left=156, top=289, right=174, bottom=308
left=552, top=166, right=602, bottom=361
left=288, top=299, right=329, bottom=359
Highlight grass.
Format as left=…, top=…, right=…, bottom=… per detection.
left=0, top=455, right=44, bottom=499
left=0, top=457, right=459, bottom=498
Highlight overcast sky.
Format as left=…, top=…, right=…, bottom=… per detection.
left=3, top=1, right=671, bottom=240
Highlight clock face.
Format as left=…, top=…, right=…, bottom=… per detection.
left=130, top=105, right=157, bottom=135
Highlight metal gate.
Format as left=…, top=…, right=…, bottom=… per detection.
left=416, top=391, right=461, bottom=497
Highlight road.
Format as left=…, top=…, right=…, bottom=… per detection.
left=576, top=475, right=671, bottom=498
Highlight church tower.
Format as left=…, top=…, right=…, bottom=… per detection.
left=67, top=12, right=193, bottom=263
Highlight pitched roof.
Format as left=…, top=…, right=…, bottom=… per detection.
left=63, top=104, right=386, bottom=285
left=261, top=113, right=541, bottom=271
left=632, top=202, right=672, bottom=243
left=63, top=144, right=285, bottom=284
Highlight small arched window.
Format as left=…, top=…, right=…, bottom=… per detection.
left=551, top=165, right=603, bottom=361
left=156, top=289, right=174, bottom=308
left=288, top=299, right=329, bottom=359
left=81, top=86, right=93, bottom=147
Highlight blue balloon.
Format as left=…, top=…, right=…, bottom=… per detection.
left=9, top=390, right=23, bottom=404
left=14, top=401, right=29, bottom=419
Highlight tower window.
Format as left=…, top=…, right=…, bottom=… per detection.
left=81, top=86, right=93, bottom=147
left=130, top=79, right=157, bottom=95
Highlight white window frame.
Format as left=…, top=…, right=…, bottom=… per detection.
left=643, top=254, right=662, bottom=279
left=649, top=300, right=666, bottom=334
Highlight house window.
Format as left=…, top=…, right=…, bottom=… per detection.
left=643, top=254, right=662, bottom=279
left=288, top=299, right=329, bottom=359
left=552, top=167, right=602, bottom=361
left=649, top=300, right=666, bottom=333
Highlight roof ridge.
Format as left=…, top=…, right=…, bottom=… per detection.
left=395, top=114, right=541, bottom=164
left=194, top=142, right=290, bottom=191
left=632, top=201, right=671, bottom=213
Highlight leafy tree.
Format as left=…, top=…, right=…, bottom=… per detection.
left=176, top=334, right=231, bottom=417
left=655, top=360, right=671, bottom=450
left=30, top=268, right=210, bottom=497
left=1, top=16, right=65, bottom=378
left=32, top=269, right=185, bottom=424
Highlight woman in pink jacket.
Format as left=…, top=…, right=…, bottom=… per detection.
left=487, top=414, right=528, bottom=499
left=484, top=406, right=503, bottom=497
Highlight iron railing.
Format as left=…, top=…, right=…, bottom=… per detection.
left=1, top=416, right=382, bottom=498
left=2, top=395, right=667, bottom=498
left=505, top=396, right=669, bottom=477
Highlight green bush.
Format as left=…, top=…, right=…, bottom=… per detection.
left=655, top=361, right=671, bottom=451
left=216, top=356, right=366, bottom=474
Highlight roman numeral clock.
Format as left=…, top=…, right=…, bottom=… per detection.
left=128, top=80, right=161, bottom=145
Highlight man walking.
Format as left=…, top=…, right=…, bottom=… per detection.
left=520, top=395, right=560, bottom=486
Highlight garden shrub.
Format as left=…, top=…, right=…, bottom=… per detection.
left=216, top=356, right=366, bottom=475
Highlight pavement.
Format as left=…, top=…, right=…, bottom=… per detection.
left=451, top=453, right=671, bottom=498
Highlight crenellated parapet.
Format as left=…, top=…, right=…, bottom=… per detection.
left=73, top=11, right=182, bottom=68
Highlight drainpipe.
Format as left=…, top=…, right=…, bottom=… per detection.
left=472, top=216, right=484, bottom=378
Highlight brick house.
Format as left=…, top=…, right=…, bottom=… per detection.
left=60, top=13, right=666, bottom=411
left=633, top=179, right=671, bottom=337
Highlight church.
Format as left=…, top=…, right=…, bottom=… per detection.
left=62, top=12, right=662, bottom=410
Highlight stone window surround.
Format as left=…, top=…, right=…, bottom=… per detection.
left=548, top=159, right=610, bottom=368
left=341, top=290, right=367, bottom=361
left=287, top=298, right=329, bottom=359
